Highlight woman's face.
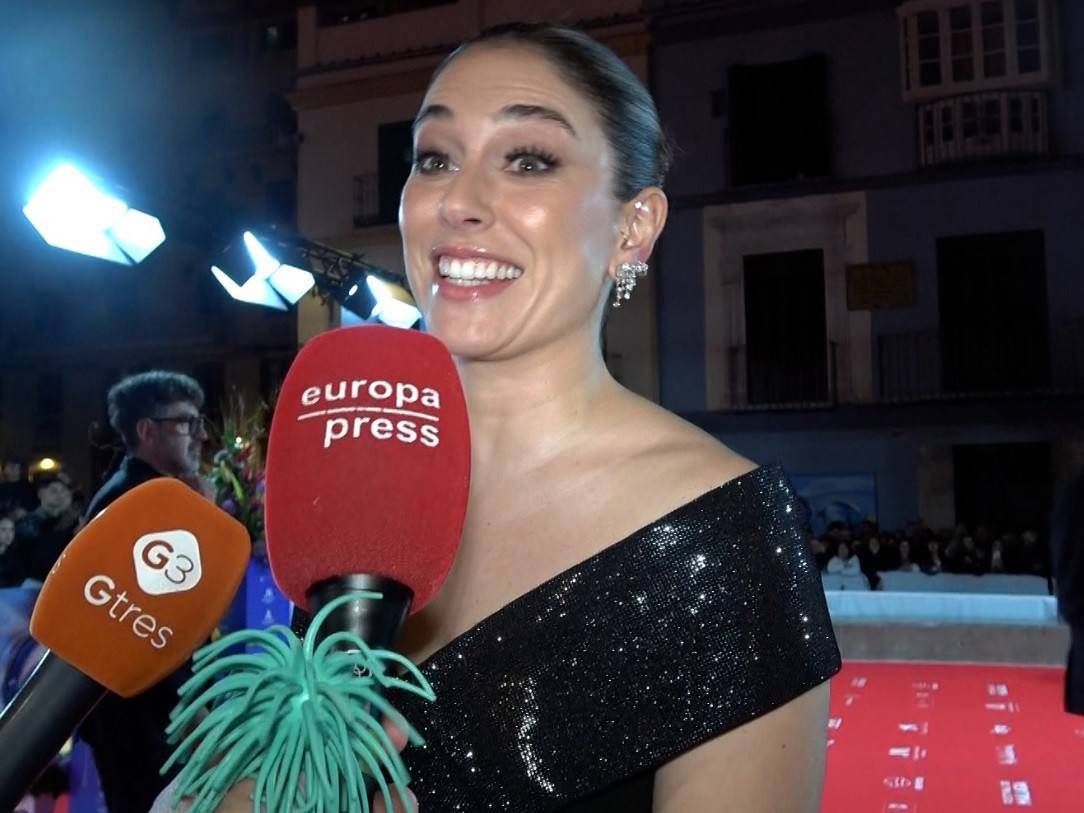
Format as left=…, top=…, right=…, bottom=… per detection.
left=401, top=45, right=623, bottom=360
left=838, top=542, right=850, bottom=559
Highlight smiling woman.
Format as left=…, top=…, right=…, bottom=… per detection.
left=163, top=22, right=841, bottom=813
left=391, top=23, right=840, bottom=813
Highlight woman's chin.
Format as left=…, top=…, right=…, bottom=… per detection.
left=423, top=314, right=506, bottom=361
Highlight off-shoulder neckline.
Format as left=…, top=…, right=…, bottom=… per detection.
left=415, top=462, right=787, bottom=667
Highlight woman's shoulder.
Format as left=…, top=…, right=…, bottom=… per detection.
left=612, top=394, right=758, bottom=507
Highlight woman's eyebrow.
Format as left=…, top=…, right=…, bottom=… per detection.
left=412, top=102, right=578, bottom=138
left=495, top=104, right=577, bottom=137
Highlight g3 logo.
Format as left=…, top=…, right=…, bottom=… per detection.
left=141, top=539, right=196, bottom=585
left=133, top=530, right=203, bottom=595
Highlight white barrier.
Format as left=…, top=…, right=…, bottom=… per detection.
left=876, top=571, right=1049, bottom=595
left=824, top=590, right=1060, bottom=626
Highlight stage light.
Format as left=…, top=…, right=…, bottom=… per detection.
left=22, top=164, right=165, bottom=264
left=242, top=232, right=279, bottom=280
left=211, top=231, right=315, bottom=308
left=269, top=264, right=316, bottom=305
left=37, top=458, right=57, bottom=472
left=366, top=275, right=421, bottom=329
left=211, top=266, right=288, bottom=310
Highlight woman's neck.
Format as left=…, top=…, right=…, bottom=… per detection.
left=457, top=332, right=621, bottom=483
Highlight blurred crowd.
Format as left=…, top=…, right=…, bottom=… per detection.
left=0, top=462, right=83, bottom=590
left=811, top=518, right=1050, bottom=590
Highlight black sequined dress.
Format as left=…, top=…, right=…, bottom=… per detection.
left=395, top=464, right=842, bottom=811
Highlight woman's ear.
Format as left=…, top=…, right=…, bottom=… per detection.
left=611, top=188, right=668, bottom=276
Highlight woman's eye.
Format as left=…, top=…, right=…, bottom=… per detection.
left=414, top=152, right=450, bottom=174
left=507, top=151, right=558, bottom=174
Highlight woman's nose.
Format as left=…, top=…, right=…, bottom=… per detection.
left=438, top=164, right=493, bottom=230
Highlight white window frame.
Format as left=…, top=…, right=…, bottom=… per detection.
left=898, top=0, right=1056, bottom=103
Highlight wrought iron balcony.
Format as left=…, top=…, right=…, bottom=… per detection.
left=877, top=320, right=1082, bottom=403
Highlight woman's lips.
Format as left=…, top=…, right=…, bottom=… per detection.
left=434, top=276, right=517, bottom=301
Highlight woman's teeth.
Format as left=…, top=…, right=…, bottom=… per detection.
left=438, top=256, right=524, bottom=285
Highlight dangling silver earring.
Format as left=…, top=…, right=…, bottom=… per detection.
left=613, top=260, right=648, bottom=308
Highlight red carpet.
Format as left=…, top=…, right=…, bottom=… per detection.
left=823, top=661, right=1084, bottom=812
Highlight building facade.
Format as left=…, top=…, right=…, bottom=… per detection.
left=649, top=0, right=1084, bottom=531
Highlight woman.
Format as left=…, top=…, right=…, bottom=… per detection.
left=897, top=539, right=918, bottom=572
left=825, top=542, right=861, bottom=578
left=161, top=22, right=839, bottom=812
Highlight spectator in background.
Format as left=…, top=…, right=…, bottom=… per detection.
left=0, top=461, right=36, bottom=521
left=826, top=521, right=850, bottom=547
left=826, top=542, right=862, bottom=578
left=858, top=535, right=890, bottom=590
left=808, top=533, right=831, bottom=571
left=946, top=534, right=986, bottom=575
left=1051, top=467, right=1084, bottom=715
left=989, top=538, right=1007, bottom=573
left=897, top=539, right=918, bottom=573
left=77, top=370, right=213, bottom=813
left=923, top=538, right=944, bottom=574
left=11, top=474, right=79, bottom=583
left=0, top=515, right=20, bottom=587
left=1019, top=529, right=1048, bottom=577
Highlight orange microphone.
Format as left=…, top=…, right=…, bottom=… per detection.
left=0, top=478, right=250, bottom=809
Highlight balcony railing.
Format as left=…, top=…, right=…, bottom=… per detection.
left=317, top=0, right=455, bottom=27
left=877, top=321, right=1083, bottom=403
left=726, top=341, right=839, bottom=410
left=353, top=173, right=383, bottom=227
left=918, top=90, right=1049, bottom=168
left=718, top=321, right=1082, bottom=410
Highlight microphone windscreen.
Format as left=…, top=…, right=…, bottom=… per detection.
left=29, top=478, right=250, bottom=697
left=264, top=326, right=470, bottom=613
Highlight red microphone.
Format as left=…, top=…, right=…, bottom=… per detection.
left=264, top=324, right=470, bottom=648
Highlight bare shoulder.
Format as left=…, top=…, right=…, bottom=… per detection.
left=616, top=395, right=758, bottom=506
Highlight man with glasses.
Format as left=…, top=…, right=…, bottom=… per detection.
left=77, top=369, right=212, bottom=813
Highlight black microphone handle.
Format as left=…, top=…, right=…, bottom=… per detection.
left=296, top=574, right=413, bottom=652
left=0, top=651, right=106, bottom=811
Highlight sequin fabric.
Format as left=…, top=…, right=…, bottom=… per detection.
left=395, top=464, right=842, bottom=810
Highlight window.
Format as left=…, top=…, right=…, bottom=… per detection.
left=728, top=54, right=832, bottom=186
left=743, top=250, right=829, bottom=405
left=936, top=229, right=1049, bottom=393
left=918, top=89, right=1047, bottom=166
left=917, top=11, right=942, bottom=86
left=353, top=174, right=379, bottom=226
left=898, top=0, right=1053, bottom=101
left=377, top=120, right=414, bottom=223
left=980, top=1, right=1006, bottom=77
left=1015, top=0, right=1041, bottom=73
left=949, top=6, right=975, bottom=81
left=941, top=105, right=955, bottom=141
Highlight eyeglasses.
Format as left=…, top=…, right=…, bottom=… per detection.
left=149, top=414, right=206, bottom=435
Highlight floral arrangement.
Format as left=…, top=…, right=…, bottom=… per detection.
left=209, top=393, right=270, bottom=560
